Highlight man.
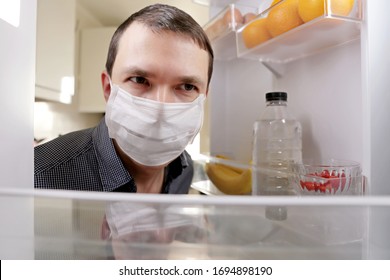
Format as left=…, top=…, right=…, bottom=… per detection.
left=34, top=4, right=214, bottom=194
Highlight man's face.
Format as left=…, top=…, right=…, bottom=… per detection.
left=107, top=22, right=209, bottom=103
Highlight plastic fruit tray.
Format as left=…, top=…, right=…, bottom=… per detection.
left=290, top=159, right=363, bottom=195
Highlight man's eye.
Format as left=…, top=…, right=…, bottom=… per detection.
left=180, top=84, right=197, bottom=91
left=130, top=77, right=148, bottom=85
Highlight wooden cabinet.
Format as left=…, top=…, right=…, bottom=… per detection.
left=78, top=27, right=116, bottom=112
left=35, top=0, right=76, bottom=103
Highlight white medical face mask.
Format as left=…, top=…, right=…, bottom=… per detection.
left=105, top=84, right=205, bottom=166
left=105, top=202, right=205, bottom=239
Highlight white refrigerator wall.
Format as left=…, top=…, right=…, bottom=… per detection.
left=0, top=0, right=36, bottom=258
left=275, top=40, right=363, bottom=165
left=210, top=41, right=362, bottom=164
left=362, top=0, right=390, bottom=258
left=362, top=0, right=390, bottom=196
left=209, top=58, right=273, bottom=162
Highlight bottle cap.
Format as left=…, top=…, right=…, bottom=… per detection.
left=266, top=92, right=287, bottom=101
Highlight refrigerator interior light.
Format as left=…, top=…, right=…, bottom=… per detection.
left=0, top=0, right=20, bottom=27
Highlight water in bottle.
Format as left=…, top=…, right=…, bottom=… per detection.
left=252, top=92, right=302, bottom=220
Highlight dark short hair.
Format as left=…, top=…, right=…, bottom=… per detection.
left=105, top=3, right=214, bottom=86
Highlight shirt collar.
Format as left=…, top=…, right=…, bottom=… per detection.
left=92, top=118, right=131, bottom=192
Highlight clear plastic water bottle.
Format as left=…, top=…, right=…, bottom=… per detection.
left=252, top=92, right=302, bottom=219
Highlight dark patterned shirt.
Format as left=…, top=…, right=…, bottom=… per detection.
left=34, top=118, right=193, bottom=194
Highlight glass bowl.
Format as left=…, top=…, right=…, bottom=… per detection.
left=290, top=159, right=363, bottom=195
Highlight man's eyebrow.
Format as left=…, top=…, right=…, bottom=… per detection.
left=179, top=76, right=205, bottom=87
left=123, top=67, right=153, bottom=78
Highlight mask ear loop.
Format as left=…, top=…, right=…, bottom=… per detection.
left=108, top=77, right=114, bottom=93
left=106, top=78, right=121, bottom=104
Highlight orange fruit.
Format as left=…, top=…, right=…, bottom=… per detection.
left=330, top=0, right=355, bottom=16
left=242, top=18, right=272, bottom=48
left=243, top=12, right=257, bottom=24
left=298, top=0, right=324, bottom=22
left=223, top=7, right=244, bottom=27
left=266, top=0, right=304, bottom=37
left=298, top=0, right=355, bottom=23
left=271, top=0, right=283, bottom=5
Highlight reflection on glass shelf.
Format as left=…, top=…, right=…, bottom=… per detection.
left=3, top=188, right=388, bottom=260
left=33, top=194, right=367, bottom=259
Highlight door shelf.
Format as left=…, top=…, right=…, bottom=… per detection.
left=203, top=3, right=259, bottom=61
left=236, top=0, right=362, bottom=63
left=236, top=15, right=361, bottom=64
left=206, top=0, right=362, bottom=64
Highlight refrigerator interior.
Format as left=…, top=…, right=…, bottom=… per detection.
left=2, top=0, right=390, bottom=260
left=205, top=0, right=390, bottom=197
left=207, top=0, right=363, bottom=168
left=202, top=0, right=390, bottom=259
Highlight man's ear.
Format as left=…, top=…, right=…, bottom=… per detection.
left=101, top=70, right=111, bottom=102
